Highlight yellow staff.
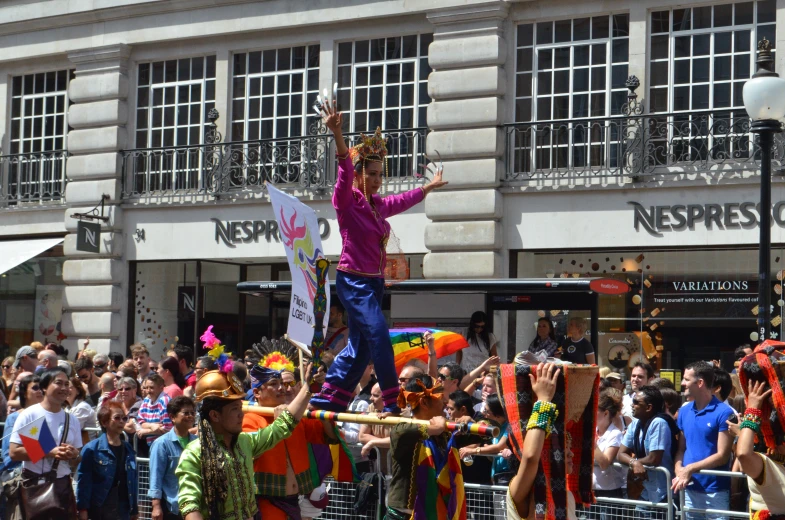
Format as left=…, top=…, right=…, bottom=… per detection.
left=242, top=404, right=500, bottom=437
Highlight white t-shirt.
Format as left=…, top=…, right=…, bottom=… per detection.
left=461, top=331, right=497, bottom=372
left=70, top=399, right=99, bottom=441
left=10, top=403, right=83, bottom=478
left=594, top=423, right=624, bottom=490
left=622, top=392, right=634, bottom=418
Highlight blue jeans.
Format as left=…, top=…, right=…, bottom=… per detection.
left=684, top=488, right=729, bottom=520
left=310, top=271, right=400, bottom=413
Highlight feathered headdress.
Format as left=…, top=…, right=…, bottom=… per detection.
left=250, top=337, right=297, bottom=388
left=200, top=325, right=232, bottom=374
left=349, top=127, right=387, bottom=166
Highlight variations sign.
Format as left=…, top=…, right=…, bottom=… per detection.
left=646, top=279, right=758, bottom=318
left=267, top=184, right=330, bottom=348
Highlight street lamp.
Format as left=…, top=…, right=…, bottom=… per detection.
left=743, top=37, right=785, bottom=343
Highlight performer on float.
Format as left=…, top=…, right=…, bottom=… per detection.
left=310, top=100, right=448, bottom=414
left=175, top=359, right=313, bottom=519
left=736, top=343, right=785, bottom=519
left=387, top=374, right=466, bottom=520
left=506, top=363, right=576, bottom=520
left=242, top=339, right=337, bottom=520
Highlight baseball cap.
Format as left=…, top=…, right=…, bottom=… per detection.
left=13, top=346, right=37, bottom=368
left=309, top=482, right=330, bottom=509
left=606, top=372, right=623, bottom=381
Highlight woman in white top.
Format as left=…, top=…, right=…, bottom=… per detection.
left=458, top=311, right=498, bottom=372
left=594, top=389, right=625, bottom=503
left=67, top=375, right=99, bottom=443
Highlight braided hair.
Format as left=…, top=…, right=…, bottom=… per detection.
left=198, top=397, right=232, bottom=520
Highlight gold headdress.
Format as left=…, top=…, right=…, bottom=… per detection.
left=349, top=127, right=388, bottom=165
left=349, top=127, right=388, bottom=200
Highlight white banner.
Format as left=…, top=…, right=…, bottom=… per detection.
left=267, top=184, right=330, bottom=350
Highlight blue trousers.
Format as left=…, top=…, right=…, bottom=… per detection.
left=310, top=271, right=401, bottom=413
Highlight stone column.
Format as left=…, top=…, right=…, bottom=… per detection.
left=423, top=3, right=507, bottom=279
left=60, top=44, right=131, bottom=355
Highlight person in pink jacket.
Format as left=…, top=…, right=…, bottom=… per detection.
left=310, top=100, right=447, bottom=413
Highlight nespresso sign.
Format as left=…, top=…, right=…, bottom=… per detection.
left=629, top=201, right=785, bottom=237
left=212, top=218, right=330, bottom=248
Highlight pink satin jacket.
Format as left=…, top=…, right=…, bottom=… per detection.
left=333, top=154, right=425, bottom=278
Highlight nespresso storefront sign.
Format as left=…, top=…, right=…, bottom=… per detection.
left=212, top=218, right=330, bottom=247
left=629, top=201, right=785, bottom=237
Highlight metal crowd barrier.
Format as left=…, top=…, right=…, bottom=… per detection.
left=678, top=469, right=748, bottom=519
left=587, top=464, right=674, bottom=520
left=132, top=443, right=384, bottom=520
left=0, top=420, right=757, bottom=520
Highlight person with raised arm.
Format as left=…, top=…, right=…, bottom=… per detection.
left=175, top=367, right=315, bottom=520
left=507, top=363, right=573, bottom=520
left=309, top=99, right=447, bottom=415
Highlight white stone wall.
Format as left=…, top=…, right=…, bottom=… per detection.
left=60, top=45, right=131, bottom=355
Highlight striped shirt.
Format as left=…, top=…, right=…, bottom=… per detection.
left=138, top=393, right=172, bottom=445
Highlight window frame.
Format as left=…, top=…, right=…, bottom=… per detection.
left=514, top=14, right=630, bottom=124
left=134, top=55, right=217, bottom=150
left=648, top=1, right=776, bottom=114
left=230, top=44, right=321, bottom=142
left=335, top=34, right=432, bottom=133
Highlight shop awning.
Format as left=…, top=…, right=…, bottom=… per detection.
left=0, top=237, right=64, bottom=276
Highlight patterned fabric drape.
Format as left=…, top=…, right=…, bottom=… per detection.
left=497, top=363, right=598, bottom=520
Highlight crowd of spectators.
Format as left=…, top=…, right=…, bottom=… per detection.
left=0, top=310, right=761, bottom=519
left=0, top=341, right=201, bottom=519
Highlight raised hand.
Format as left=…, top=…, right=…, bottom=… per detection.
left=425, top=166, right=448, bottom=192
left=320, top=99, right=343, bottom=136
left=529, top=363, right=560, bottom=403
left=747, top=380, right=773, bottom=409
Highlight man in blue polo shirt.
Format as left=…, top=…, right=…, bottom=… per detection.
left=672, top=361, right=735, bottom=519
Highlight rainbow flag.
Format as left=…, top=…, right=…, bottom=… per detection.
left=413, top=435, right=466, bottom=520
left=309, top=426, right=357, bottom=484
left=391, top=328, right=468, bottom=373
left=17, top=415, right=57, bottom=463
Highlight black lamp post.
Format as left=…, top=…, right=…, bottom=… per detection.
left=743, top=37, right=785, bottom=342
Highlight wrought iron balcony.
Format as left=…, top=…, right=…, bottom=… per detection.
left=504, top=78, right=783, bottom=187
left=121, top=111, right=427, bottom=199
left=0, top=150, right=68, bottom=207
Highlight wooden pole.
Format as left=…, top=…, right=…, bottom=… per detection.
left=241, top=404, right=499, bottom=437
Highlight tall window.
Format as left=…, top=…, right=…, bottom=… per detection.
left=649, top=1, right=776, bottom=114
left=8, top=71, right=72, bottom=203
left=514, top=15, right=630, bottom=123
left=335, top=35, right=432, bottom=132
left=231, top=46, right=320, bottom=141
left=134, top=56, right=217, bottom=149
left=132, top=57, right=216, bottom=193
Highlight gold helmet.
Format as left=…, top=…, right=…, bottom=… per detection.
left=194, top=370, right=245, bottom=402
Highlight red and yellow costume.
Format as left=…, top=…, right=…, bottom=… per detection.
left=242, top=413, right=330, bottom=520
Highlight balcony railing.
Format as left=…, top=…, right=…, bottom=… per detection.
left=504, top=111, right=782, bottom=186
left=121, top=120, right=427, bottom=199
left=0, top=150, right=68, bottom=207
left=504, top=77, right=784, bottom=187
